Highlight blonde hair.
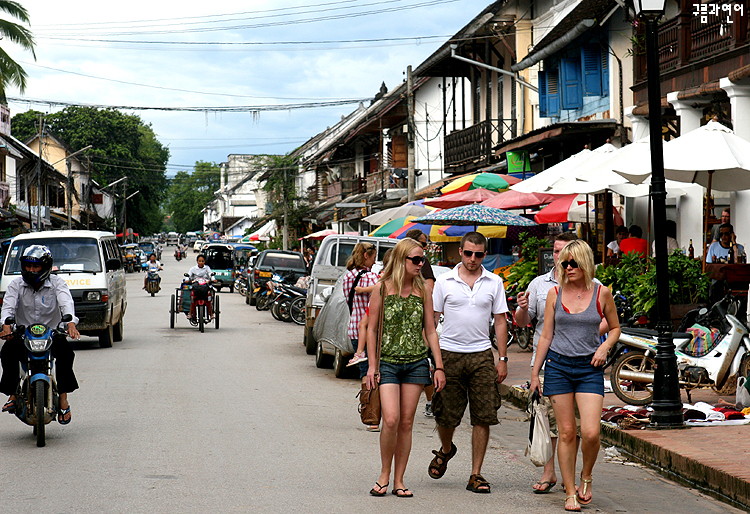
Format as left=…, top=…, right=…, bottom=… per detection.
left=345, top=242, right=376, bottom=270
left=557, top=239, right=595, bottom=289
left=379, top=238, right=425, bottom=298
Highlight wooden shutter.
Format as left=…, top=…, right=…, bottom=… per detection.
left=601, top=46, right=609, bottom=97
left=581, top=45, right=602, bottom=97
left=538, top=70, right=548, bottom=118
left=560, top=58, right=583, bottom=110
left=547, top=69, right=560, bottom=116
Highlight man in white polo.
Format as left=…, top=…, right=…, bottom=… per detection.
left=429, top=232, right=508, bottom=494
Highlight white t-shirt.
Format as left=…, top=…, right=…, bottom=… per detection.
left=432, top=263, right=508, bottom=353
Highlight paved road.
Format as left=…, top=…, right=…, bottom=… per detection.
left=0, top=251, right=738, bottom=513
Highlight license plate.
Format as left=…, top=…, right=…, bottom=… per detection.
left=259, top=271, right=272, bottom=278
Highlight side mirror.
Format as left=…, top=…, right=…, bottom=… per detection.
left=106, top=258, right=121, bottom=271
left=211, top=272, right=216, bottom=276
left=183, top=273, right=189, bottom=277
left=4, top=316, right=14, bottom=325
left=61, top=314, right=73, bottom=323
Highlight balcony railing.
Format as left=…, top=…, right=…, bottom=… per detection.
left=444, top=119, right=517, bottom=168
left=637, top=1, right=749, bottom=82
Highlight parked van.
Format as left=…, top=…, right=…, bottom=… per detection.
left=304, top=234, right=397, bottom=373
left=0, top=230, right=127, bottom=348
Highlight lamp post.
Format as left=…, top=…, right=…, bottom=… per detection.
left=634, top=0, right=683, bottom=427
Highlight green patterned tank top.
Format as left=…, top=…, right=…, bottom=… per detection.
left=380, top=294, right=428, bottom=364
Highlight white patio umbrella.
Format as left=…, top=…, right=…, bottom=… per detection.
left=613, top=121, right=750, bottom=251
left=511, top=142, right=618, bottom=194
left=363, top=203, right=432, bottom=225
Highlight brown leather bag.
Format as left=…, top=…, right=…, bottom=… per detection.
left=357, top=282, right=385, bottom=426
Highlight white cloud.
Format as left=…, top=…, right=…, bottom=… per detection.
left=9, top=0, right=492, bottom=172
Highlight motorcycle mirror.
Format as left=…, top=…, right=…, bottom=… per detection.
left=184, top=273, right=189, bottom=277
left=4, top=316, right=14, bottom=325
left=61, top=314, right=73, bottom=323
left=698, top=308, right=708, bottom=316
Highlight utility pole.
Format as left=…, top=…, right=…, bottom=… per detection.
left=57, top=145, right=93, bottom=229
left=407, top=65, right=415, bottom=202
left=282, top=165, right=289, bottom=251
left=35, top=113, right=44, bottom=231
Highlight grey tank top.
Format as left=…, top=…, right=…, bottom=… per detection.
left=549, top=284, right=603, bottom=357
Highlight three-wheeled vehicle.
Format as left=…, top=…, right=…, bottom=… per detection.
left=202, top=243, right=235, bottom=292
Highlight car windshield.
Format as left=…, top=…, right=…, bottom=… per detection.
left=204, top=247, right=233, bottom=270
left=6, top=238, right=102, bottom=274
left=139, top=243, right=155, bottom=254
left=262, top=252, right=306, bottom=270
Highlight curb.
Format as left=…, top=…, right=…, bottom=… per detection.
left=499, top=384, right=750, bottom=511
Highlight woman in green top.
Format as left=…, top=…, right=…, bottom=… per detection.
left=365, top=238, right=445, bottom=498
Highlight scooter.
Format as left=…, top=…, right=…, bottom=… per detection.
left=609, top=295, right=750, bottom=405
left=174, top=249, right=184, bottom=261
left=5, top=314, right=72, bottom=447
left=145, top=270, right=161, bottom=296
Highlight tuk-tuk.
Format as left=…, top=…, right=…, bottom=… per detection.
left=121, top=243, right=140, bottom=273
left=232, top=244, right=257, bottom=271
left=203, top=243, right=235, bottom=292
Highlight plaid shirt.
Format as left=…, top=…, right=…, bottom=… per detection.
left=343, top=267, right=378, bottom=339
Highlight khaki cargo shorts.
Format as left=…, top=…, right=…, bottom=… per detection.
left=433, top=349, right=502, bottom=427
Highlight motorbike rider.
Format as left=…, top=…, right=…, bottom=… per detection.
left=0, top=245, right=80, bottom=424
left=186, top=254, right=215, bottom=320
left=143, top=253, right=163, bottom=289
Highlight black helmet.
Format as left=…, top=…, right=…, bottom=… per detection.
left=20, top=245, right=53, bottom=286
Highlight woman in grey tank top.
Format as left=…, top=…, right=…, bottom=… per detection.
left=529, top=240, right=620, bottom=512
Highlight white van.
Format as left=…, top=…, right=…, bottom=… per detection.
left=304, top=234, right=397, bottom=373
left=0, top=230, right=127, bottom=348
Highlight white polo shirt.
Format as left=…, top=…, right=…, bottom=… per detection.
left=433, top=263, right=508, bottom=353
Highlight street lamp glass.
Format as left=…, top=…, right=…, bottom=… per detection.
left=633, top=0, right=666, bottom=17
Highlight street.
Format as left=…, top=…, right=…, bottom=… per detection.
left=0, top=252, right=739, bottom=513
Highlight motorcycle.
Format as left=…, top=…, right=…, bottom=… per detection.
left=609, top=295, right=750, bottom=405
left=4, top=314, right=73, bottom=447
left=270, top=282, right=307, bottom=325
left=145, top=270, right=161, bottom=296
left=174, top=248, right=185, bottom=261
left=182, top=273, right=219, bottom=333
left=254, top=274, right=281, bottom=311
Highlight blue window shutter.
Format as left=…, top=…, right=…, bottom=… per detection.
left=581, top=46, right=602, bottom=97
left=538, top=70, right=548, bottom=117
left=601, top=46, right=609, bottom=97
left=560, top=57, right=582, bottom=109
left=547, top=69, right=560, bottom=116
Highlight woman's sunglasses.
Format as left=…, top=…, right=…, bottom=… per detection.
left=405, top=255, right=426, bottom=265
left=462, top=250, right=486, bottom=259
left=561, top=259, right=579, bottom=269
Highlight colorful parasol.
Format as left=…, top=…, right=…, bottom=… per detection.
left=440, top=173, right=522, bottom=195
left=413, top=203, right=536, bottom=227
left=423, top=188, right=502, bottom=209
left=480, top=190, right=564, bottom=210
left=369, top=216, right=416, bottom=237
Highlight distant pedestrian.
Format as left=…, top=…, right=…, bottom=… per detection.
left=429, top=232, right=508, bottom=494
left=529, top=240, right=620, bottom=512
left=365, top=238, right=445, bottom=498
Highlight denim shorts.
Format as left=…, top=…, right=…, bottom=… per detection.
left=543, top=350, right=604, bottom=397
left=379, top=358, right=431, bottom=385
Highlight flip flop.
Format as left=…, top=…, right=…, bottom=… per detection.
left=533, top=480, right=557, bottom=494
left=2, top=398, right=16, bottom=413
left=392, top=488, right=413, bottom=498
left=369, top=482, right=388, bottom=497
left=57, top=406, right=72, bottom=425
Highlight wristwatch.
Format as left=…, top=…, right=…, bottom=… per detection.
left=498, top=356, right=509, bottom=362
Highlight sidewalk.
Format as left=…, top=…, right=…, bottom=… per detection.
left=502, top=344, right=750, bottom=511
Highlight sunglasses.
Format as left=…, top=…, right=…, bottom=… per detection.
left=561, top=259, right=579, bottom=269
left=462, top=250, right=486, bottom=259
left=419, top=241, right=428, bottom=248
left=405, top=255, right=426, bottom=265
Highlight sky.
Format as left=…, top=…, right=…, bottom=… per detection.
left=6, top=0, right=494, bottom=177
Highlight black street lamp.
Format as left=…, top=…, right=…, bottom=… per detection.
left=633, top=0, right=683, bottom=427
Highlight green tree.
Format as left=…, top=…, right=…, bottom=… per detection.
left=261, top=154, right=307, bottom=243
left=0, top=1, right=35, bottom=103
left=11, top=107, right=169, bottom=234
left=164, top=161, right=220, bottom=233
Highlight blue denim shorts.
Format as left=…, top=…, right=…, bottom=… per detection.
left=543, top=350, right=604, bottom=397
left=379, top=358, right=431, bottom=385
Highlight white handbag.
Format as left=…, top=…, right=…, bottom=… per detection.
left=737, top=376, right=750, bottom=409
left=526, top=392, right=553, bottom=467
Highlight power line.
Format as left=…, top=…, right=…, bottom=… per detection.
left=7, top=96, right=372, bottom=113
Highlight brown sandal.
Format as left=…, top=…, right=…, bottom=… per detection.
left=428, top=442, right=457, bottom=479
left=466, top=474, right=491, bottom=493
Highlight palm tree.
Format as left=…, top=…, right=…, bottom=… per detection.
left=0, top=1, right=35, bottom=104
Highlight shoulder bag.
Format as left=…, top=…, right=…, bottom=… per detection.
left=357, top=282, right=386, bottom=426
